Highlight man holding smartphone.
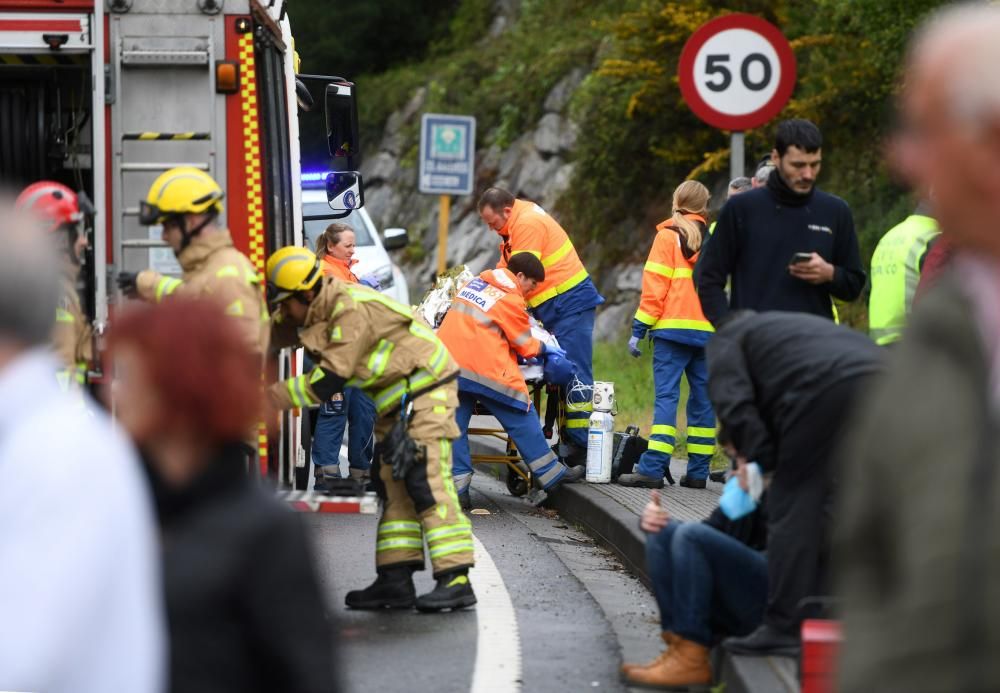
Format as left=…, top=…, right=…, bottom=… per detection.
left=697, top=119, right=866, bottom=325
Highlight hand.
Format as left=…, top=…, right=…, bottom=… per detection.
left=116, top=271, right=139, bottom=298
left=542, top=343, right=566, bottom=360
left=359, top=274, right=381, bottom=290
left=628, top=335, right=642, bottom=358
left=788, top=252, right=834, bottom=284
left=640, top=489, right=670, bottom=533
left=734, top=456, right=750, bottom=492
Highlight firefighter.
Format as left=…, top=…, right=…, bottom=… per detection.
left=265, top=246, right=476, bottom=612
left=437, top=253, right=585, bottom=510
left=116, top=167, right=269, bottom=358
left=478, top=187, right=604, bottom=464
left=15, top=181, right=94, bottom=390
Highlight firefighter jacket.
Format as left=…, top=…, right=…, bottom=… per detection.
left=136, top=230, right=270, bottom=357
left=496, top=199, right=603, bottom=325
left=437, top=268, right=543, bottom=411
left=321, top=255, right=360, bottom=283
left=633, top=214, right=714, bottom=347
left=868, top=213, right=940, bottom=345
left=53, top=276, right=92, bottom=389
left=269, top=277, right=457, bottom=416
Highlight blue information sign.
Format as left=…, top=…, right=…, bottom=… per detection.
left=419, top=113, right=476, bottom=195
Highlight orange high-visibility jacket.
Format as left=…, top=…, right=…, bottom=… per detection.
left=496, top=199, right=591, bottom=310
left=437, top=268, right=544, bottom=411
left=633, top=214, right=714, bottom=347
left=321, top=255, right=360, bottom=283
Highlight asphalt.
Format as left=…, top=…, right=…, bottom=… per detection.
left=468, top=424, right=801, bottom=693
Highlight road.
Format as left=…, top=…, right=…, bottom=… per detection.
left=304, top=473, right=663, bottom=693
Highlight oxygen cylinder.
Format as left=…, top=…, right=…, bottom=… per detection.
left=586, top=382, right=615, bottom=483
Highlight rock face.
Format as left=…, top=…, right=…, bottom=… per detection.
left=360, top=61, right=641, bottom=340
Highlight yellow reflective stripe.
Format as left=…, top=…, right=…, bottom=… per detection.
left=651, top=424, right=677, bottom=436
left=541, top=239, right=573, bottom=268
left=75, top=363, right=87, bottom=384
left=673, top=268, right=693, bottom=279
left=330, top=325, right=342, bottom=340
left=648, top=440, right=675, bottom=454
left=429, top=343, right=449, bottom=376
left=687, top=426, right=716, bottom=438
left=286, top=375, right=318, bottom=408
left=634, top=309, right=657, bottom=326
left=527, top=267, right=589, bottom=308
left=374, top=380, right=407, bottom=413
left=308, top=367, right=326, bottom=385
left=429, top=389, right=449, bottom=401
left=687, top=443, right=716, bottom=455
left=215, top=265, right=240, bottom=278
left=365, top=340, right=395, bottom=385
left=225, top=299, right=244, bottom=316
left=55, top=308, right=75, bottom=323
left=344, top=284, right=412, bottom=318
left=644, top=261, right=675, bottom=278
left=378, top=520, right=422, bottom=536
left=376, top=537, right=425, bottom=552
left=428, top=539, right=475, bottom=559
left=651, top=318, right=715, bottom=332
left=155, top=277, right=182, bottom=302
left=434, top=405, right=447, bottom=414
left=566, top=419, right=590, bottom=428
left=425, top=524, right=472, bottom=543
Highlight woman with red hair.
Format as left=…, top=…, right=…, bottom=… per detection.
left=108, top=298, right=337, bottom=693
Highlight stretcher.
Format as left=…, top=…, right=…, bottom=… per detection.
left=467, top=379, right=564, bottom=497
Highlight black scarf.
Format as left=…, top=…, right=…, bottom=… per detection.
left=767, top=167, right=814, bottom=207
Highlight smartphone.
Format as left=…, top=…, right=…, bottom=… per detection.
left=790, top=252, right=813, bottom=265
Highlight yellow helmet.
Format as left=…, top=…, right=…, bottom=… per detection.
left=139, top=167, right=224, bottom=225
left=266, top=246, right=322, bottom=304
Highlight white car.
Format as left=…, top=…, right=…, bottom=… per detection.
left=301, top=189, right=410, bottom=305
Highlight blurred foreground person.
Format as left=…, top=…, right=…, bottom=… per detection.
left=0, top=209, right=164, bottom=693
left=108, top=298, right=336, bottom=693
left=838, top=5, right=1000, bottom=690
left=706, top=311, right=883, bottom=656
left=14, top=181, right=95, bottom=390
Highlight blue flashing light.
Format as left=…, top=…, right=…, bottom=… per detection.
left=300, top=171, right=329, bottom=182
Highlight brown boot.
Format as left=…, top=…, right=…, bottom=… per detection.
left=620, top=631, right=678, bottom=676
left=626, top=636, right=712, bottom=688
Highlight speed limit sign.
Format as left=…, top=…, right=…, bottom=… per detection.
left=678, top=14, right=796, bottom=131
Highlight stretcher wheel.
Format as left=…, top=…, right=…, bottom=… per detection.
left=506, top=466, right=529, bottom=497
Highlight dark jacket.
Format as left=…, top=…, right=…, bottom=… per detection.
left=703, top=496, right=768, bottom=551
left=697, top=170, right=866, bottom=325
left=837, top=273, right=1000, bottom=692
left=705, top=312, right=884, bottom=472
left=150, top=445, right=337, bottom=693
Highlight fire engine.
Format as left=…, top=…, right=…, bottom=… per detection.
left=0, top=0, right=365, bottom=497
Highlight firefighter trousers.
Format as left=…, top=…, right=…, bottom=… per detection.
left=374, top=380, right=475, bottom=577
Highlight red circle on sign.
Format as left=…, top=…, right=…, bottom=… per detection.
left=678, top=13, right=796, bottom=131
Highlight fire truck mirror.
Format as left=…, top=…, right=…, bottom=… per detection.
left=325, top=82, right=360, bottom=163
left=326, top=171, right=365, bottom=218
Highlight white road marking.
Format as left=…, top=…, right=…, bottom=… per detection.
left=470, top=534, right=522, bottom=693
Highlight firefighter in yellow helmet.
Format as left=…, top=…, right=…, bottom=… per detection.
left=266, top=245, right=476, bottom=612
left=117, top=167, right=269, bottom=357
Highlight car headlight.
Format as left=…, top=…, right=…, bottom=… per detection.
left=374, top=265, right=394, bottom=290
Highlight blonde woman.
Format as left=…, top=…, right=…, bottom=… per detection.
left=619, top=181, right=716, bottom=490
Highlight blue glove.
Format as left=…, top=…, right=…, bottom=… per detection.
left=541, top=342, right=567, bottom=360
left=628, top=335, right=642, bottom=358
left=359, top=275, right=381, bottom=290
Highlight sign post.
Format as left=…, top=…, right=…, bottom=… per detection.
left=678, top=14, right=796, bottom=179
left=419, top=113, right=476, bottom=275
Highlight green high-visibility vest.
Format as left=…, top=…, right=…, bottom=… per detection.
left=868, top=214, right=940, bottom=345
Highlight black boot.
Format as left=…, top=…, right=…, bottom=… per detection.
left=415, top=569, right=477, bottom=612
left=345, top=566, right=416, bottom=610
left=679, top=475, right=707, bottom=489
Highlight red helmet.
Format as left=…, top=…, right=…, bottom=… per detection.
left=15, top=181, right=84, bottom=233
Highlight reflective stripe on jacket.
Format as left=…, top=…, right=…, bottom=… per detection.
left=437, top=268, right=543, bottom=411
left=321, top=255, right=360, bottom=283
left=268, top=277, right=458, bottom=415
left=136, top=230, right=270, bottom=357
left=53, top=276, right=92, bottom=388
left=497, top=199, right=590, bottom=310
left=868, top=214, right=940, bottom=345
left=633, top=214, right=714, bottom=347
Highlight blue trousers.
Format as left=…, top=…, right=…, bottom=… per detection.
left=452, top=391, right=567, bottom=494
left=636, top=338, right=715, bottom=480
left=311, top=386, right=375, bottom=474
left=545, top=308, right=596, bottom=448
left=646, top=521, right=767, bottom=646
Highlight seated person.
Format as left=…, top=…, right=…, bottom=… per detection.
left=623, top=449, right=767, bottom=689
left=437, top=253, right=584, bottom=509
